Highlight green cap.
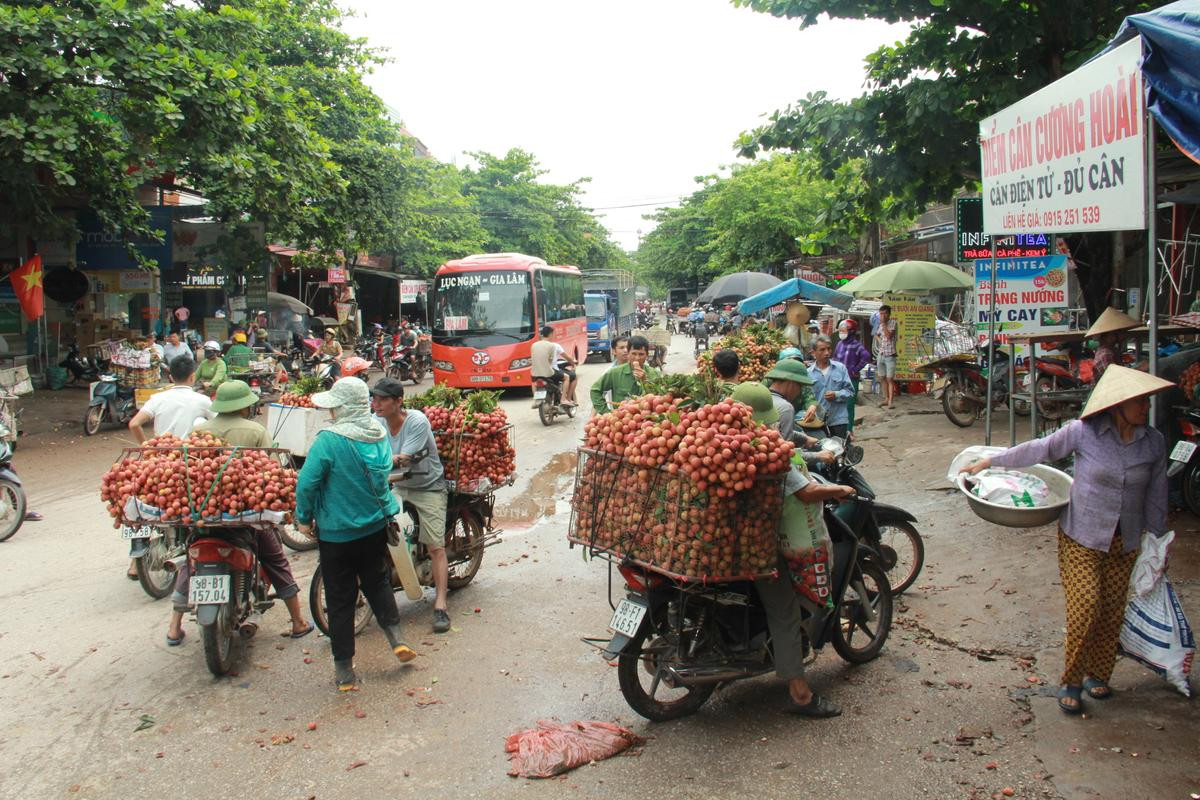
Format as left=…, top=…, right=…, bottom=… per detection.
left=764, top=358, right=815, bottom=385
left=729, top=381, right=780, bottom=427
left=209, top=380, right=259, bottom=413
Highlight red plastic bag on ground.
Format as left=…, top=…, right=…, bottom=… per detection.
left=505, top=720, right=643, bottom=778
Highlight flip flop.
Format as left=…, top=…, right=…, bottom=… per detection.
left=24, top=511, right=43, bottom=522
left=1082, top=678, right=1112, bottom=699
left=1057, top=684, right=1083, bottom=714
left=127, top=572, right=139, bottom=581
left=784, top=694, right=842, bottom=718
left=281, top=624, right=315, bottom=639
left=166, top=630, right=186, bottom=647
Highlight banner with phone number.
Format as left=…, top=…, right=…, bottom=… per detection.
left=881, top=294, right=937, bottom=381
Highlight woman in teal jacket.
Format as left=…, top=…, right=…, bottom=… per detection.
left=296, top=377, right=415, bottom=691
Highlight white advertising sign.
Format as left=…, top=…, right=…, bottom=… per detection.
left=400, top=279, right=428, bottom=304
left=973, top=255, right=1071, bottom=344
left=980, top=38, right=1145, bottom=235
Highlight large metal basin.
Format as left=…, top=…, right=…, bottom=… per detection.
left=957, top=464, right=1073, bottom=528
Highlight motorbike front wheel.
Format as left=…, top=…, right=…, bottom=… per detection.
left=276, top=522, right=318, bottom=552
left=308, top=563, right=374, bottom=637
left=83, top=404, right=107, bottom=436
left=0, top=479, right=27, bottom=542
left=831, top=561, right=893, bottom=664
left=876, top=521, right=924, bottom=596
left=941, top=376, right=978, bottom=428
left=202, top=596, right=238, bottom=676
left=616, top=623, right=716, bottom=722
left=136, top=529, right=179, bottom=599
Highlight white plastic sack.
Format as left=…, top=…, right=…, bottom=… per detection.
left=969, top=468, right=1051, bottom=508
left=946, top=446, right=1004, bottom=484
left=1131, top=531, right=1174, bottom=597
left=1118, top=575, right=1195, bottom=697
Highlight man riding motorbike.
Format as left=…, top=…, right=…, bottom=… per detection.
left=531, top=326, right=578, bottom=407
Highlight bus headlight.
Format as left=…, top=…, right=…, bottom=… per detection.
left=599, top=325, right=609, bottom=339
left=434, top=360, right=455, bottom=371
left=509, top=358, right=531, bottom=369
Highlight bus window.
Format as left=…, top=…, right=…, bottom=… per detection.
left=433, top=270, right=534, bottom=348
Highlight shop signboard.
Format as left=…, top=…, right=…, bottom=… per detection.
left=245, top=267, right=269, bottom=310
left=76, top=207, right=173, bottom=269
left=163, top=284, right=184, bottom=308
left=172, top=221, right=265, bottom=265
left=973, top=255, right=1071, bottom=345
left=327, top=267, right=347, bottom=284
left=86, top=270, right=156, bottom=293
left=400, top=279, right=428, bottom=304
left=979, top=38, right=1145, bottom=235
left=955, top=198, right=1052, bottom=263
left=881, top=293, right=937, bottom=381
left=182, top=269, right=226, bottom=289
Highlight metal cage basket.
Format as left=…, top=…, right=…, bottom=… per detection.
left=433, top=423, right=516, bottom=495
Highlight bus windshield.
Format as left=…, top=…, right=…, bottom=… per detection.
left=584, top=295, right=607, bottom=319
left=432, top=270, right=534, bottom=347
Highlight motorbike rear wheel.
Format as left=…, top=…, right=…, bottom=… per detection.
left=941, top=375, right=978, bottom=428
left=83, top=404, right=106, bottom=436
left=876, top=521, right=924, bottom=596
left=308, top=563, right=374, bottom=637
left=276, top=522, right=318, bottom=552
left=136, top=529, right=179, bottom=599
left=537, top=400, right=556, bottom=426
left=202, top=595, right=238, bottom=676
left=617, top=623, right=716, bottom=722
left=446, top=510, right=485, bottom=589
left=0, top=479, right=27, bottom=542
left=831, top=561, right=892, bottom=664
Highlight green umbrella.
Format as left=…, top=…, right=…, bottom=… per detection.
left=839, top=260, right=973, bottom=296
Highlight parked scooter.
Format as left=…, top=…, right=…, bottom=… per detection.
left=589, top=505, right=892, bottom=721
left=0, top=423, right=28, bottom=542
left=1168, top=405, right=1200, bottom=514
left=59, top=341, right=104, bottom=384
left=84, top=374, right=136, bottom=435
left=929, top=342, right=1029, bottom=428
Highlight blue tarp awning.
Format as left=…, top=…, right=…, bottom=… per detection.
left=737, top=277, right=854, bottom=316
left=1106, top=1, right=1200, bottom=165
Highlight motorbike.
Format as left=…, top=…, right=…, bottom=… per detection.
left=811, top=437, right=924, bottom=595
left=308, top=475, right=500, bottom=636
left=387, top=344, right=426, bottom=385
left=0, top=423, right=27, bottom=542
left=533, top=369, right=574, bottom=426
left=1168, top=405, right=1200, bottom=514
left=84, top=374, right=136, bottom=435
left=125, top=522, right=184, bottom=599
left=929, top=343, right=1029, bottom=428
left=1022, top=353, right=1087, bottom=421
left=693, top=322, right=710, bottom=356
left=59, top=341, right=104, bottom=384
left=589, top=503, right=892, bottom=721
left=164, top=526, right=276, bottom=675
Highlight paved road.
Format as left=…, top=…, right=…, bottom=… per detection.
left=0, top=334, right=1196, bottom=799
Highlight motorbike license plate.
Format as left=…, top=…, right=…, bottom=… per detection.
left=608, top=598, right=647, bottom=638
left=1170, top=440, right=1197, bottom=463
left=120, top=524, right=154, bottom=540
left=533, top=388, right=547, bottom=400
left=189, top=574, right=231, bottom=605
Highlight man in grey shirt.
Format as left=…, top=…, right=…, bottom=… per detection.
left=370, top=377, right=452, bottom=633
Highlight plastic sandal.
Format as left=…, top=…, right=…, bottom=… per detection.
left=1082, top=678, right=1112, bottom=700
left=1057, top=684, right=1084, bottom=714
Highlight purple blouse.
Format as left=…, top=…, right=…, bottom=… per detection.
left=989, top=416, right=1166, bottom=553
left=834, top=335, right=872, bottom=380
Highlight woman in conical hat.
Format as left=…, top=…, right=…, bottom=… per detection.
left=1085, top=307, right=1139, bottom=383
left=961, top=365, right=1173, bottom=715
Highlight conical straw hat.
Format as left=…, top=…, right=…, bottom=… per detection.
left=1080, top=364, right=1175, bottom=418
left=1085, top=306, right=1140, bottom=337
left=786, top=301, right=810, bottom=326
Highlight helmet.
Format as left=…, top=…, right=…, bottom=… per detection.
left=233, top=332, right=248, bottom=343
left=779, top=347, right=804, bottom=360
left=341, top=356, right=371, bottom=377
left=203, top=340, right=221, bottom=352
left=839, top=319, right=858, bottom=333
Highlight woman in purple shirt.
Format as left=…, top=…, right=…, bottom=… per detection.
left=962, top=365, right=1173, bottom=715
left=834, top=319, right=871, bottom=435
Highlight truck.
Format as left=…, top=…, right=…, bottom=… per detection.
left=668, top=287, right=693, bottom=308
left=582, top=269, right=637, bottom=362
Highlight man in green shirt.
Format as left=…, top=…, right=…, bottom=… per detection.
left=777, top=347, right=820, bottom=423
left=225, top=331, right=255, bottom=370
left=196, top=341, right=228, bottom=392
left=590, top=335, right=660, bottom=414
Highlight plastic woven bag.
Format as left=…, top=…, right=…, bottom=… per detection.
left=946, top=446, right=1005, bottom=484
left=969, top=468, right=1051, bottom=507
left=1118, top=572, right=1195, bottom=697
left=505, top=720, right=643, bottom=778
left=1130, top=531, right=1174, bottom=597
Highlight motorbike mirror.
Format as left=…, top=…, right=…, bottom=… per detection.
left=844, top=444, right=865, bottom=466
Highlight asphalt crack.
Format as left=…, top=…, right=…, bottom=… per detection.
left=895, top=617, right=1037, bottom=663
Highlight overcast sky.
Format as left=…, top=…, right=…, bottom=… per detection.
left=340, top=1, right=909, bottom=251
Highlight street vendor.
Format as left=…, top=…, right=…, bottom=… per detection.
left=961, top=365, right=1172, bottom=716
left=225, top=332, right=254, bottom=370
left=370, top=377, right=451, bottom=635
left=196, top=341, right=228, bottom=392
left=590, top=335, right=660, bottom=414
left=730, top=382, right=852, bottom=718
left=763, top=359, right=833, bottom=468
left=1085, top=307, right=1139, bottom=383
left=164, top=380, right=313, bottom=645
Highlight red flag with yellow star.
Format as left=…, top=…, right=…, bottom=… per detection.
left=9, top=255, right=44, bottom=321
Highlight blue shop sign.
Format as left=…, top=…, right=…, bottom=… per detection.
left=76, top=207, right=173, bottom=270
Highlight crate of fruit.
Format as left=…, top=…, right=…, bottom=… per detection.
left=100, top=431, right=298, bottom=528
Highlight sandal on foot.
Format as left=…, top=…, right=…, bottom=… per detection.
left=166, top=630, right=186, bottom=647
left=334, top=661, right=358, bottom=692
left=784, top=694, right=842, bottom=718
left=1082, top=678, right=1112, bottom=699
left=1057, top=685, right=1083, bottom=714
left=281, top=623, right=315, bottom=639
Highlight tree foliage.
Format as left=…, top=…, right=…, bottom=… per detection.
left=733, top=0, right=1154, bottom=218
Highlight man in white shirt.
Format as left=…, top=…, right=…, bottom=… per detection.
left=162, top=331, right=189, bottom=364
left=530, top=325, right=578, bottom=406
left=129, top=355, right=214, bottom=442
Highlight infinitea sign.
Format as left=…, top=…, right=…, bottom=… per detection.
left=979, top=38, right=1146, bottom=235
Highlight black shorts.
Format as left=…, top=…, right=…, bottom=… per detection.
left=555, top=366, right=575, bottom=381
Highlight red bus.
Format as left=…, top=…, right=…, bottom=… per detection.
left=430, top=253, right=587, bottom=389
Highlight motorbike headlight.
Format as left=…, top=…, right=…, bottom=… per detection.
left=509, top=357, right=531, bottom=370
left=434, top=360, right=455, bottom=372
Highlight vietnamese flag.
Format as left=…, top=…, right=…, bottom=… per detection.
left=9, top=254, right=44, bottom=321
